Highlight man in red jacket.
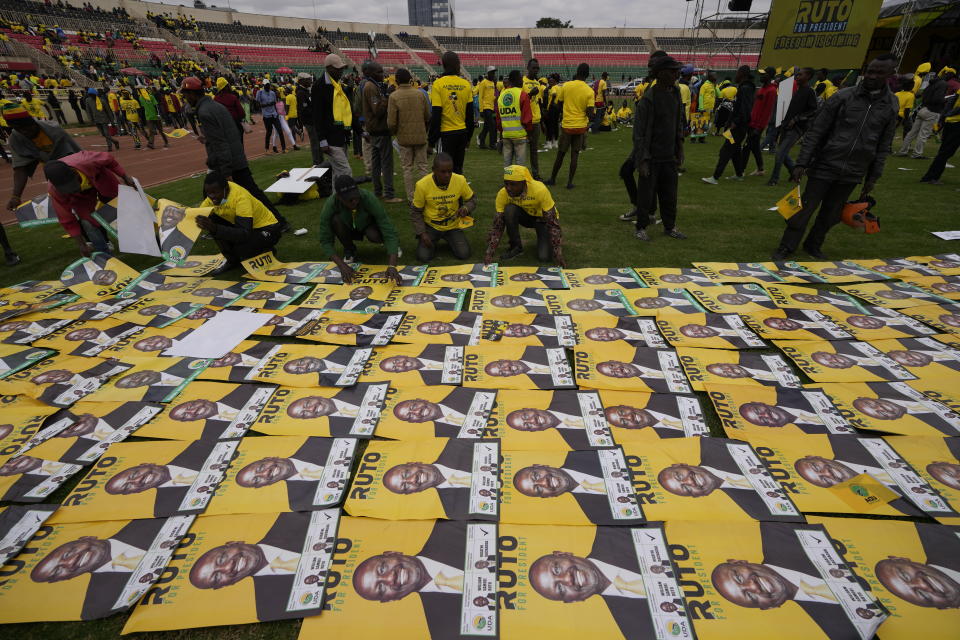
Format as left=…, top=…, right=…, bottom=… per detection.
left=214, top=77, right=244, bottom=133
left=742, top=67, right=778, bottom=177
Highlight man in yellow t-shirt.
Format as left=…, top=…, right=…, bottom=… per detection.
left=545, top=63, right=595, bottom=190
left=485, top=164, right=564, bottom=266
left=411, top=152, right=477, bottom=261
left=197, top=173, right=282, bottom=272
left=118, top=89, right=144, bottom=149
left=592, top=71, right=608, bottom=132
left=477, top=66, right=498, bottom=149
left=428, top=51, right=474, bottom=174
left=522, top=58, right=544, bottom=179
left=894, top=78, right=915, bottom=140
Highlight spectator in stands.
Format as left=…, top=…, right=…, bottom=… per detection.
left=484, top=164, right=564, bottom=266
left=545, top=62, right=595, bottom=190
left=66, top=89, right=84, bottom=124
left=388, top=68, right=430, bottom=203
left=702, top=65, right=755, bottom=185
left=771, top=55, right=898, bottom=260
left=312, top=53, right=355, bottom=181
left=84, top=88, right=119, bottom=151
left=411, top=152, right=476, bottom=261
left=197, top=172, right=282, bottom=275
left=522, top=58, right=543, bottom=179
left=496, top=70, right=532, bottom=168
left=477, top=66, right=498, bottom=150
left=428, top=51, right=473, bottom=174
left=295, top=73, right=321, bottom=165
left=361, top=60, right=400, bottom=203
left=767, top=67, right=817, bottom=187
left=214, top=77, right=244, bottom=133
left=741, top=67, right=777, bottom=177
left=257, top=81, right=285, bottom=154
left=140, top=87, right=169, bottom=149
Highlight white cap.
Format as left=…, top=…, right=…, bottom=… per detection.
left=486, top=65, right=497, bottom=72
left=324, top=53, right=347, bottom=69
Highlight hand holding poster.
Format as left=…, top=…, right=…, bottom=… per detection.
left=155, top=199, right=211, bottom=261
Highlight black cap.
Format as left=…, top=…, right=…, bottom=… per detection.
left=44, top=160, right=81, bottom=194
left=334, top=174, right=360, bottom=199
left=652, top=55, right=683, bottom=73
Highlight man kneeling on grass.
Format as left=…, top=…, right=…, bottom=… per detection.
left=484, top=164, right=565, bottom=267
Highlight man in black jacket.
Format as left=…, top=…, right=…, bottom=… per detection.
left=311, top=53, right=354, bottom=181
left=703, top=65, right=755, bottom=184
left=296, top=73, right=321, bottom=165
left=767, top=67, right=817, bottom=186
left=771, top=55, right=898, bottom=261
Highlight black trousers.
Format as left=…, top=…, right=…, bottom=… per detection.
left=922, top=122, right=960, bottom=182
left=713, top=126, right=747, bottom=179
left=504, top=204, right=551, bottom=262
left=741, top=127, right=764, bottom=172
left=777, top=176, right=857, bottom=253
left=440, top=129, right=469, bottom=174
left=417, top=226, right=470, bottom=262
left=263, top=115, right=285, bottom=150
left=210, top=214, right=281, bottom=263
left=331, top=215, right=383, bottom=255
left=619, top=153, right=637, bottom=207
left=478, top=109, right=496, bottom=148
left=636, top=161, right=678, bottom=231
left=230, top=167, right=286, bottom=226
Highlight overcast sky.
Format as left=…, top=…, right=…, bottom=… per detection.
left=196, top=0, right=775, bottom=29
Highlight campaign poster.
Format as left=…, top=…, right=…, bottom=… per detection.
left=13, top=193, right=55, bottom=227
left=0, top=345, right=55, bottom=380
left=241, top=251, right=332, bottom=283
left=155, top=200, right=208, bottom=260
left=299, top=517, right=498, bottom=640
left=0, top=515, right=194, bottom=622
left=299, top=282, right=391, bottom=313
left=705, top=383, right=854, bottom=437
left=675, top=346, right=801, bottom=391
left=0, top=453, right=84, bottom=501
left=123, top=510, right=339, bottom=630
left=245, top=343, right=370, bottom=387
left=624, top=287, right=706, bottom=316
left=499, top=265, right=568, bottom=288
left=0, top=404, right=63, bottom=466
left=119, top=268, right=193, bottom=300
left=663, top=519, right=887, bottom=640
left=867, top=336, right=960, bottom=378
left=59, top=253, right=140, bottom=300
left=896, top=275, right=960, bottom=301
left=0, top=316, right=81, bottom=346
left=362, top=344, right=464, bottom=386
left=740, top=308, right=853, bottom=341
left=153, top=254, right=227, bottom=277
left=377, top=386, right=498, bottom=440
left=633, top=267, right=719, bottom=288
left=598, top=390, right=710, bottom=440
left=345, top=439, right=499, bottom=521
left=573, top=344, right=691, bottom=393
left=500, top=447, right=643, bottom=525
left=0, top=355, right=132, bottom=407
left=0, top=503, right=59, bottom=567
left=571, top=314, right=667, bottom=349
left=882, top=436, right=960, bottom=522
left=905, top=254, right=960, bottom=275
left=464, top=344, right=575, bottom=390
left=656, top=313, right=766, bottom=349
left=817, top=381, right=960, bottom=437
left=745, top=432, right=956, bottom=519
left=818, top=305, right=938, bottom=340
left=797, top=261, right=889, bottom=283
left=253, top=383, right=387, bottom=438
left=904, top=303, right=960, bottom=334
left=96, top=324, right=192, bottom=359
left=0, top=280, right=66, bottom=303
left=850, top=257, right=944, bottom=278
left=758, top=261, right=827, bottom=284
left=51, top=438, right=241, bottom=523
left=467, top=286, right=547, bottom=314
left=774, top=340, right=915, bottom=382
left=90, top=357, right=209, bottom=403
left=479, top=312, right=576, bottom=348
left=24, top=401, right=163, bottom=465
left=392, top=310, right=481, bottom=347
left=381, top=286, right=468, bottom=312
left=106, top=295, right=202, bottom=328
left=762, top=283, right=866, bottom=313
left=541, top=288, right=637, bottom=317
left=907, top=376, right=960, bottom=416
left=562, top=266, right=644, bottom=289
left=351, top=263, right=426, bottom=287
left=689, top=283, right=779, bottom=313
left=0, top=296, right=73, bottom=323
left=194, top=340, right=276, bottom=382
left=20, top=296, right=130, bottom=322
left=135, top=382, right=274, bottom=440
left=692, top=262, right=784, bottom=284
left=204, top=436, right=357, bottom=515
left=494, top=390, right=616, bottom=450
left=841, top=281, right=952, bottom=309
left=251, top=305, right=323, bottom=338
left=420, top=263, right=497, bottom=288
left=169, top=277, right=259, bottom=308
left=33, top=318, right=144, bottom=357
left=229, top=282, right=310, bottom=311
left=297, top=309, right=403, bottom=346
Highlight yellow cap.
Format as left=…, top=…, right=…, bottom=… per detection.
left=216, top=77, right=229, bottom=91
left=503, top=165, right=532, bottom=182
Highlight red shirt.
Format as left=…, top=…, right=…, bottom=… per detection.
left=750, top=83, right=777, bottom=131
left=214, top=91, right=244, bottom=125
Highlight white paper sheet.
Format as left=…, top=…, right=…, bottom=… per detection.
left=163, top=310, right=273, bottom=358
left=265, top=168, right=329, bottom=193
left=117, top=179, right=161, bottom=257
left=775, top=76, right=795, bottom=128
left=931, top=231, right=960, bottom=241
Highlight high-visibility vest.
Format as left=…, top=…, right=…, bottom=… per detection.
left=497, top=87, right=525, bottom=139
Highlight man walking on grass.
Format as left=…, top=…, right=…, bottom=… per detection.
left=702, top=65, right=755, bottom=184
left=545, top=63, right=595, bottom=190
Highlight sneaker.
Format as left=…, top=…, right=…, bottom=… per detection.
left=209, top=261, right=239, bottom=276
left=4, top=251, right=20, bottom=267
left=501, top=245, right=523, bottom=261
left=543, top=178, right=556, bottom=186
left=701, top=177, right=719, bottom=185
left=619, top=209, right=637, bottom=221
left=634, top=229, right=650, bottom=241
left=749, top=169, right=765, bottom=177
left=272, top=146, right=279, bottom=153
left=724, top=175, right=744, bottom=181
left=664, top=229, right=687, bottom=240
left=566, top=183, right=575, bottom=190
left=803, top=246, right=828, bottom=260
left=771, top=248, right=792, bottom=261
left=382, top=197, right=404, bottom=204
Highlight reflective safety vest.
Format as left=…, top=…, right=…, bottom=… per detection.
left=497, top=87, right=525, bottom=139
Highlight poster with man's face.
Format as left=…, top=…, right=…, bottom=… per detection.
left=656, top=313, right=766, bottom=349
left=118, top=268, right=188, bottom=300
left=155, top=199, right=210, bottom=261
left=0, top=515, right=194, bottom=623
left=253, top=383, right=388, bottom=438
left=598, top=389, right=709, bottom=440
left=344, top=439, right=499, bottom=521
left=866, top=336, right=960, bottom=379
left=194, top=340, right=276, bottom=383
left=246, top=343, right=371, bottom=388
left=0, top=355, right=132, bottom=408
left=841, top=281, right=953, bottom=309
left=817, top=381, right=960, bottom=437
left=757, top=261, right=827, bottom=284
left=351, top=263, right=426, bottom=287
left=692, top=262, right=784, bottom=284
left=500, top=447, right=644, bottom=526
left=104, top=295, right=202, bottom=328
left=906, top=254, right=960, bottom=276
left=480, top=312, right=576, bottom=348
left=906, top=376, right=960, bottom=421
left=499, top=522, right=692, bottom=640
left=18, top=296, right=128, bottom=323
left=299, top=283, right=391, bottom=313
left=0, top=280, right=66, bottom=302
left=240, top=251, right=332, bottom=283
left=376, top=385, right=497, bottom=440
left=153, top=254, right=227, bottom=277
left=850, top=257, right=945, bottom=278
left=299, top=517, right=498, bottom=640
left=879, top=436, right=960, bottom=523
left=662, top=519, right=886, bottom=640
left=675, top=346, right=801, bottom=392
left=689, top=283, right=780, bottom=313
left=97, top=325, right=192, bottom=359
left=817, top=305, right=938, bottom=341
left=897, top=275, right=960, bottom=301
left=166, top=277, right=259, bottom=308
left=705, top=383, right=853, bottom=437
left=0, top=316, right=75, bottom=345
left=420, top=263, right=497, bottom=288
left=571, top=314, right=667, bottom=349
left=122, top=510, right=339, bottom=631
left=574, top=344, right=691, bottom=393
left=381, top=286, right=468, bottom=312
left=250, top=305, right=323, bottom=338
left=762, top=283, right=866, bottom=314
left=88, top=356, right=209, bottom=404
left=295, top=309, right=403, bottom=346
left=135, top=382, right=273, bottom=441
left=226, top=283, right=309, bottom=311
left=774, top=339, right=916, bottom=383
left=464, top=344, right=575, bottom=390
left=0, top=504, right=59, bottom=568
left=468, top=286, right=547, bottom=314
left=498, top=265, right=568, bottom=289
left=33, top=318, right=144, bottom=357
left=740, top=308, right=853, bottom=341
left=494, top=389, right=616, bottom=450
left=391, top=310, right=481, bottom=347
left=626, top=287, right=706, bottom=316
left=633, top=268, right=720, bottom=289
left=561, top=267, right=643, bottom=289
left=796, top=261, right=890, bottom=283
left=360, top=343, right=464, bottom=387
left=59, top=253, right=141, bottom=300
left=0, top=405, right=62, bottom=468
left=51, top=438, right=241, bottom=523
left=542, top=288, right=637, bottom=317
left=904, top=302, right=960, bottom=335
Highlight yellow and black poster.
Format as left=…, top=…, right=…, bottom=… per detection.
left=817, top=381, right=960, bottom=436
left=195, top=340, right=276, bottom=383
left=841, top=281, right=952, bottom=309
left=392, top=310, right=481, bottom=347
left=850, top=257, right=943, bottom=278
left=905, top=303, right=960, bottom=335
left=741, top=308, right=853, bottom=341
left=480, top=312, right=576, bottom=348
left=0, top=355, right=132, bottom=407
left=634, top=267, right=719, bottom=289
left=345, top=439, right=499, bottom=521
left=119, top=268, right=192, bottom=300
left=241, top=251, right=332, bottom=283
left=763, top=283, right=866, bottom=313
left=656, top=313, right=766, bottom=349
left=0, top=503, right=59, bottom=567
left=797, top=260, right=889, bottom=284
left=351, top=263, right=426, bottom=286
left=156, top=199, right=210, bottom=261
left=571, top=314, right=668, bottom=349
left=467, top=286, right=547, bottom=314
left=464, top=344, right=575, bottom=390
left=499, top=265, right=568, bottom=288
left=676, top=346, right=801, bottom=391
left=907, top=376, right=960, bottom=418
left=420, top=263, right=497, bottom=288
left=759, top=260, right=826, bottom=283
left=376, top=386, right=498, bottom=440
left=541, top=288, right=636, bottom=317
left=229, top=282, right=310, bottom=311
left=299, top=517, right=498, bottom=640
left=153, top=255, right=227, bottom=277
left=246, top=343, right=371, bottom=387
left=500, top=447, right=644, bottom=525
left=0, top=452, right=83, bottom=501
left=362, top=344, right=465, bottom=386
left=252, top=305, right=323, bottom=337
left=135, top=382, right=274, bottom=440
left=254, top=383, right=387, bottom=438
left=59, top=254, right=140, bottom=300
left=562, top=267, right=645, bottom=289
left=867, top=336, right=960, bottom=378
left=774, top=339, right=916, bottom=382
left=689, top=283, right=780, bottom=313
left=299, top=282, right=391, bottom=313
left=0, top=404, right=62, bottom=466
left=381, top=286, right=468, bottom=312
left=33, top=318, right=143, bottom=357
left=818, top=305, right=939, bottom=340
left=625, top=287, right=706, bottom=315
left=297, top=309, right=403, bottom=346
left=167, top=277, right=258, bottom=308
left=705, top=383, right=854, bottom=436
left=19, top=297, right=124, bottom=322
left=106, top=296, right=202, bottom=328
left=881, top=436, right=960, bottom=522
left=494, top=389, right=616, bottom=450
left=0, top=316, right=72, bottom=345
left=91, top=356, right=209, bottom=403
left=574, top=344, right=691, bottom=393
left=123, top=510, right=339, bottom=630
left=598, top=389, right=710, bottom=440
left=96, top=325, right=191, bottom=358
left=899, top=275, right=960, bottom=301
left=692, top=262, right=784, bottom=284
left=906, top=254, right=960, bottom=275
left=0, top=515, right=194, bottom=622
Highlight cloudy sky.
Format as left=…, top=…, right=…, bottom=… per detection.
left=189, top=0, right=774, bottom=29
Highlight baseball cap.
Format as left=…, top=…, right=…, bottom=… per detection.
left=651, top=56, right=683, bottom=73
left=297, top=72, right=312, bottom=80
left=334, top=175, right=360, bottom=199
left=215, top=77, right=229, bottom=91
left=44, top=160, right=82, bottom=194
left=324, top=53, right=347, bottom=69
left=486, top=65, right=496, bottom=72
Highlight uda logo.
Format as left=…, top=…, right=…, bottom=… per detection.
left=502, top=93, right=514, bottom=107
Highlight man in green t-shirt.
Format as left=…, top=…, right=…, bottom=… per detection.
left=139, top=87, right=169, bottom=149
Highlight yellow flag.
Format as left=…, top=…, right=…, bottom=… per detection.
left=776, top=186, right=803, bottom=219
left=722, top=129, right=735, bottom=143
left=824, top=473, right=899, bottom=513
left=167, top=128, right=190, bottom=139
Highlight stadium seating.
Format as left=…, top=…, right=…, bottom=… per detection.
left=435, top=35, right=521, bottom=52
left=532, top=36, right=647, bottom=52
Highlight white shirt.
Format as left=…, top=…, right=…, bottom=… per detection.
left=564, top=468, right=607, bottom=494
left=767, top=565, right=838, bottom=605
left=157, top=464, right=199, bottom=489
left=433, top=463, right=472, bottom=489
left=839, top=461, right=893, bottom=485
left=701, top=466, right=753, bottom=490
left=417, top=556, right=464, bottom=594
left=92, top=538, right=145, bottom=574
left=253, top=543, right=301, bottom=576
left=592, top=559, right=646, bottom=599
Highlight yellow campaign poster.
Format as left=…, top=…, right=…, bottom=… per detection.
left=251, top=306, right=323, bottom=338
left=204, top=436, right=357, bottom=515
left=494, top=390, right=616, bottom=450
left=905, top=303, right=960, bottom=334
left=692, top=262, right=784, bottom=284
left=167, top=277, right=259, bottom=307
left=499, top=265, right=569, bottom=288
left=467, top=286, right=547, bottom=314
left=500, top=448, right=644, bottom=525
left=867, top=336, right=960, bottom=378
left=625, top=287, right=706, bottom=315
left=253, top=383, right=388, bottom=438
left=154, top=254, right=227, bottom=277
left=245, top=343, right=371, bottom=387
left=420, top=262, right=497, bottom=288
left=0, top=504, right=58, bottom=568
left=541, top=288, right=636, bottom=316
left=499, top=522, right=692, bottom=640
left=881, top=436, right=960, bottom=522
left=298, top=282, right=391, bottom=313
left=807, top=517, right=960, bottom=637
left=479, top=312, right=577, bottom=348
left=907, top=376, right=960, bottom=416
left=740, top=308, right=853, bottom=341
left=195, top=340, right=279, bottom=383
left=32, top=318, right=144, bottom=357
left=59, top=254, right=140, bottom=300
left=663, top=519, right=887, bottom=640
left=0, top=515, right=194, bottom=622
left=841, top=281, right=952, bottom=309
left=344, top=439, right=499, bottom=521
left=17, top=298, right=122, bottom=323
left=0, top=355, right=132, bottom=407
left=51, top=439, right=241, bottom=523
left=123, top=510, right=339, bottom=631
left=105, top=296, right=201, bottom=328
left=376, top=385, right=498, bottom=440
left=688, top=283, right=780, bottom=313
left=762, top=283, right=866, bottom=312
left=380, top=286, right=468, bottom=312
left=299, top=517, right=498, bottom=640
left=900, top=275, right=960, bottom=300
left=392, top=310, right=481, bottom=346
left=464, top=344, right=575, bottom=390
left=229, top=283, right=310, bottom=311
left=351, top=263, right=426, bottom=286
left=818, top=306, right=939, bottom=340
left=676, top=346, right=801, bottom=391
left=0, top=451, right=83, bottom=501
left=775, top=185, right=803, bottom=219
left=96, top=324, right=192, bottom=358
left=905, top=254, right=960, bottom=275
left=361, top=344, right=464, bottom=386
left=573, top=344, right=691, bottom=393
left=817, top=381, right=960, bottom=436
left=561, top=266, right=645, bottom=289
left=633, top=267, right=719, bottom=289
left=656, top=313, right=766, bottom=349
left=89, top=356, right=209, bottom=403
left=0, top=404, right=62, bottom=466
left=850, top=257, right=945, bottom=278
left=0, top=280, right=66, bottom=302
left=296, top=309, right=402, bottom=346
left=759, top=260, right=828, bottom=284
left=156, top=199, right=210, bottom=261
left=598, top=390, right=710, bottom=440
left=572, top=314, right=668, bottom=349
left=240, top=251, right=332, bottom=283
left=704, top=383, right=855, bottom=437
left=774, top=339, right=916, bottom=382
left=135, top=382, right=274, bottom=440
left=794, top=261, right=889, bottom=284
left=621, top=438, right=803, bottom=522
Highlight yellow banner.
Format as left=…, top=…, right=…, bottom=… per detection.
left=598, top=389, right=710, bottom=440
left=688, top=284, right=779, bottom=313
left=0, top=355, right=131, bottom=407
left=134, top=382, right=273, bottom=440
left=499, top=265, right=569, bottom=288
left=380, top=286, right=467, bottom=312
left=625, top=287, right=706, bottom=315
left=560, top=267, right=643, bottom=289
left=656, top=312, right=766, bottom=349
left=246, top=343, right=369, bottom=387
left=467, top=286, right=547, bottom=314
left=571, top=314, right=668, bottom=349
left=419, top=263, right=497, bottom=288
left=240, top=251, right=332, bottom=283
left=360, top=344, right=464, bottom=387
left=391, top=310, right=481, bottom=346
left=774, top=339, right=916, bottom=382
left=675, top=346, right=801, bottom=391
left=494, top=389, right=616, bottom=450
left=87, top=356, right=209, bottom=403
left=295, top=309, right=402, bottom=346
left=633, top=268, right=716, bottom=289
left=479, top=312, right=576, bottom=347
left=540, top=288, right=635, bottom=316
left=59, top=254, right=140, bottom=300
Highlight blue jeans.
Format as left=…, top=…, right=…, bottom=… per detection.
left=769, top=129, right=800, bottom=183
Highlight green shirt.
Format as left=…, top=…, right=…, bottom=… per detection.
left=318, top=189, right=400, bottom=258
left=138, top=93, right=159, bottom=121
